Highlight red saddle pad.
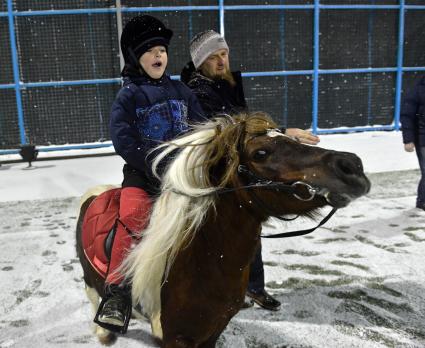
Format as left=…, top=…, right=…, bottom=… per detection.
left=81, top=188, right=122, bottom=278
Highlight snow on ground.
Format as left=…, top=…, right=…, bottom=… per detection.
left=1, top=131, right=425, bottom=348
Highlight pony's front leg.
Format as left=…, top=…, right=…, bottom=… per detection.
left=85, top=285, right=116, bottom=345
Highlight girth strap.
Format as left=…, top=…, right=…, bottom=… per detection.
left=103, top=218, right=141, bottom=261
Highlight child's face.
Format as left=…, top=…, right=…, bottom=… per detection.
left=139, top=45, right=168, bottom=79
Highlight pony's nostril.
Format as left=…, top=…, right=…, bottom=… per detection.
left=333, top=154, right=364, bottom=179
left=337, top=159, right=356, bottom=176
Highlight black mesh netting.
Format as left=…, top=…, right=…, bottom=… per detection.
left=321, top=0, right=398, bottom=4
left=318, top=72, right=396, bottom=129
left=0, top=18, right=13, bottom=84
left=123, top=0, right=216, bottom=6
left=21, top=84, right=120, bottom=145
left=319, top=10, right=398, bottom=69
left=14, top=0, right=115, bottom=11
left=16, top=14, right=121, bottom=82
left=0, top=89, right=20, bottom=148
left=404, top=10, right=425, bottom=68
left=226, top=10, right=313, bottom=72
left=1, top=1, right=424, bottom=149
left=244, top=75, right=313, bottom=129
left=226, top=0, right=313, bottom=4
left=403, top=72, right=425, bottom=102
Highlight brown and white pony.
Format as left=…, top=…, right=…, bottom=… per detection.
left=76, top=112, right=370, bottom=347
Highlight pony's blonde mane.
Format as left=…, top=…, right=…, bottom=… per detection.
left=118, top=112, right=277, bottom=331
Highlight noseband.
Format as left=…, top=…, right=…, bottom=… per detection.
left=236, top=164, right=338, bottom=238
left=237, top=164, right=330, bottom=202
left=170, top=164, right=337, bottom=239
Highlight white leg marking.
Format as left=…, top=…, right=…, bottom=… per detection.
left=151, top=311, right=163, bottom=339
left=85, top=284, right=100, bottom=315
left=85, top=285, right=113, bottom=340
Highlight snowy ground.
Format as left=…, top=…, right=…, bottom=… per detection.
left=1, top=131, right=425, bottom=348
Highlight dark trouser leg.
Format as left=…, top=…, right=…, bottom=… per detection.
left=248, top=243, right=265, bottom=293
left=416, top=146, right=425, bottom=207
left=246, top=242, right=281, bottom=311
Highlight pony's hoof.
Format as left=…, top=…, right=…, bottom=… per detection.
left=96, top=326, right=117, bottom=346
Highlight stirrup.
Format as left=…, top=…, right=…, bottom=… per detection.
left=94, top=296, right=132, bottom=334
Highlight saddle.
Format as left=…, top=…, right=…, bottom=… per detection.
left=81, top=188, right=149, bottom=279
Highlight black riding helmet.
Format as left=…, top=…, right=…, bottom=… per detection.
left=120, top=15, right=173, bottom=69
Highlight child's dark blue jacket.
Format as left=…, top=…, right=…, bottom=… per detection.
left=110, top=74, right=205, bottom=194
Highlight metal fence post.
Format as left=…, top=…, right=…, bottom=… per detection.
left=279, top=0, right=288, bottom=128
left=366, top=0, right=375, bottom=126
left=116, top=0, right=124, bottom=72
left=219, top=0, right=225, bottom=36
left=312, top=0, right=320, bottom=134
left=394, top=0, right=405, bottom=131
left=7, top=0, right=26, bottom=145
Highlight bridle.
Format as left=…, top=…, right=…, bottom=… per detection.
left=170, top=164, right=337, bottom=239
left=234, top=128, right=338, bottom=238
left=170, top=126, right=338, bottom=238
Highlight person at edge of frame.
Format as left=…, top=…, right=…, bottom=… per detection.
left=401, top=75, right=425, bottom=210
left=181, top=30, right=320, bottom=311
left=96, top=14, right=205, bottom=333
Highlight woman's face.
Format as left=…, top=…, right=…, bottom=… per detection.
left=139, top=45, right=168, bottom=79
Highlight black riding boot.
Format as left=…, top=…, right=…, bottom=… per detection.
left=95, top=284, right=132, bottom=333
left=246, top=289, right=281, bottom=311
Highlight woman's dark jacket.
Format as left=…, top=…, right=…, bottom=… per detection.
left=401, top=76, right=425, bottom=146
left=180, top=61, right=247, bottom=118
left=110, top=70, right=205, bottom=195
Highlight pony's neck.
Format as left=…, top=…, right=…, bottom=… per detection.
left=197, top=194, right=263, bottom=274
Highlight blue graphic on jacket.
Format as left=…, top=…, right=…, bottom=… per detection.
left=136, top=99, right=189, bottom=141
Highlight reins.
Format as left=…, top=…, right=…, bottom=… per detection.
left=260, top=207, right=338, bottom=238
left=169, top=164, right=338, bottom=238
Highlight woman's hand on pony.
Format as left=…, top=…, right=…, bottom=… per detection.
left=285, top=128, right=320, bottom=145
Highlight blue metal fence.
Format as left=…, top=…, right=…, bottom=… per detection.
left=1, top=1, right=425, bottom=155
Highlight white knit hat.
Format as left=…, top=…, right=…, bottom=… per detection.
left=189, top=30, right=229, bottom=69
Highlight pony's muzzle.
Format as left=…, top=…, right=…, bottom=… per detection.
left=328, top=152, right=371, bottom=195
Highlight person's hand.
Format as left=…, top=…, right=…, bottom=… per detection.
left=404, top=143, right=415, bottom=152
left=285, top=128, right=320, bottom=145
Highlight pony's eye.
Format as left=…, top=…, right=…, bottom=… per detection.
left=252, top=149, right=269, bottom=161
